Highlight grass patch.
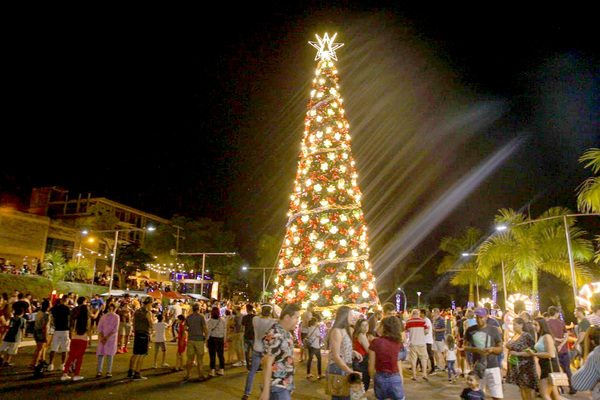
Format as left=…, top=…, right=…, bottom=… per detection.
left=0, top=274, right=109, bottom=299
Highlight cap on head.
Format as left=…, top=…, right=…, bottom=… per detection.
left=143, top=297, right=153, bottom=304
left=474, top=307, right=488, bottom=317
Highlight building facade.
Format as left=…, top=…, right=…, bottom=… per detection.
left=1, top=187, right=170, bottom=274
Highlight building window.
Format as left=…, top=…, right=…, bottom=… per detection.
left=46, top=238, right=75, bottom=260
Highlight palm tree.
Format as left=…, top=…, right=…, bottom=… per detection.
left=437, top=227, right=483, bottom=306
left=577, top=148, right=600, bottom=263
left=577, top=148, right=600, bottom=213
left=42, top=251, right=91, bottom=293
left=477, top=207, right=594, bottom=311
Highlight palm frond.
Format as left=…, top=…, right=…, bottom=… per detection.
left=577, top=176, right=600, bottom=213
left=579, top=148, right=600, bottom=174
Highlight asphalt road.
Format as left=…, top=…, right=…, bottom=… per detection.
left=0, top=338, right=592, bottom=400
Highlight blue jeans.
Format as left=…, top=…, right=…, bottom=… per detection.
left=374, top=372, right=405, bottom=400
left=270, top=386, right=292, bottom=400
left=447, top=360, right=456, bottom=379
left=558, top=351, right=574, bottom=391
left=244, top=339, right=254, bottom=369
left=244, top=350, right=263, bottom=395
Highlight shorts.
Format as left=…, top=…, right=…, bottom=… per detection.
left=155, top=342, right=166, bottom=352
left=187, top=340, right=205, bottom=360
left=119, top=323, right=132, bottom=336
left=133, top=333, right=149, bottom=355
left=481, top=367, right=503, bottom=398
left=433, top=340, right=445, bottom=353
left=0, top=341, right=19, bottom=355
left=34, top=330, right=47, bottom=343
left=50, top=330, right=70, bottom=353
left=374, top=372, right=405, bottom=400
left=409, top=344, right=429, bottom=364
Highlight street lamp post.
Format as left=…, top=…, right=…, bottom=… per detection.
left=82, top=226, right=156, bottom=295
left=242, top=265, right=273, bottom=303
left=417, top=291, right=422, bottom=308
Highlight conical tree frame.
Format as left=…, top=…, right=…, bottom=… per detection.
left=273, top=33, right=380, bottom=317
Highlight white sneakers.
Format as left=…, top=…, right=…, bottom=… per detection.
left=61, top=374, right=83, bottom=381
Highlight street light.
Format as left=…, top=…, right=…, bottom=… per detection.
left=242, top=265, right=273, bottom=303
left=82, top=226, right=156, bottom=294
left=417, top=291, right=422, bottom=308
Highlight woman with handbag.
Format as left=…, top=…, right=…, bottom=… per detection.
left=527, top=317, right=562, bottom=400
left=505, top=317, right=538, bottom=400
left=352, top=319, right=371, bottom=390
left=328, top=306, right=364, bottom=400
left=367, top=316, right=405, bottom=400
left=207, top=306, right=226, bottom=377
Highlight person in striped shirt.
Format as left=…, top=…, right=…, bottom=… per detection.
left=572, top=326, right=600, bottom=399
left=406, top=308, right=429, bottom=381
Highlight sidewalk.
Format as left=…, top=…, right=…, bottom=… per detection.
left=2, top=341, right=592, bottom=400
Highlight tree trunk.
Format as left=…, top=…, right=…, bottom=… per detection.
left=468, top=281, right=475, bottom=307
left=531, top=270, right=540, bottom=313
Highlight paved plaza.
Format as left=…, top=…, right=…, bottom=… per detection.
left=0, top=339, right=592, bottom=400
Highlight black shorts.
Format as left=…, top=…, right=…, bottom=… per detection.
left=133, top=333, right=149, bottom=355
left=34, top=330, right=46, bottom=343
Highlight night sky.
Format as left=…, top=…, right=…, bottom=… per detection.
left=3, top=4, right=599, bottom=304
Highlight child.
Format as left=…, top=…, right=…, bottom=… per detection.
left=445, top=334, right=457, bottom=382
left=175, top=314, right=187, bottom=371
left=153, top=314, right=169, bottom=368
left=348, top=372, right=367, bottom=400
left=0, top=309, right=26, bottom=368
left=460, top=371, right=485, bottom=400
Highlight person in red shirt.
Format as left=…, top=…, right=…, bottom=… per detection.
left=368, top=316, right=405, bottom=400
left=352, top=319, right=371, bottom=390
left=546, top=306, right=576, bottom=395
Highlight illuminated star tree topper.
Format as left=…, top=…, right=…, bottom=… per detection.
left=308, top=32, right=344, bottom=61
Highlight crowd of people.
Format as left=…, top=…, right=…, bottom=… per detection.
left=2, top=290, right=600, bottom=399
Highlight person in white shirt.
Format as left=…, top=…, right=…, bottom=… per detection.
left=420, top=309, right=436, bottom=374
left=153, top=314, right=169, bottom=368
left=170, top=301, right=183, bottom=342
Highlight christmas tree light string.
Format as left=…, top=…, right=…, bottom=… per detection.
left=273, top=33, right=381, bottom=318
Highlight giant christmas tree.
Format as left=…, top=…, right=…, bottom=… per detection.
left=273, top=33, right=379, bottom=317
